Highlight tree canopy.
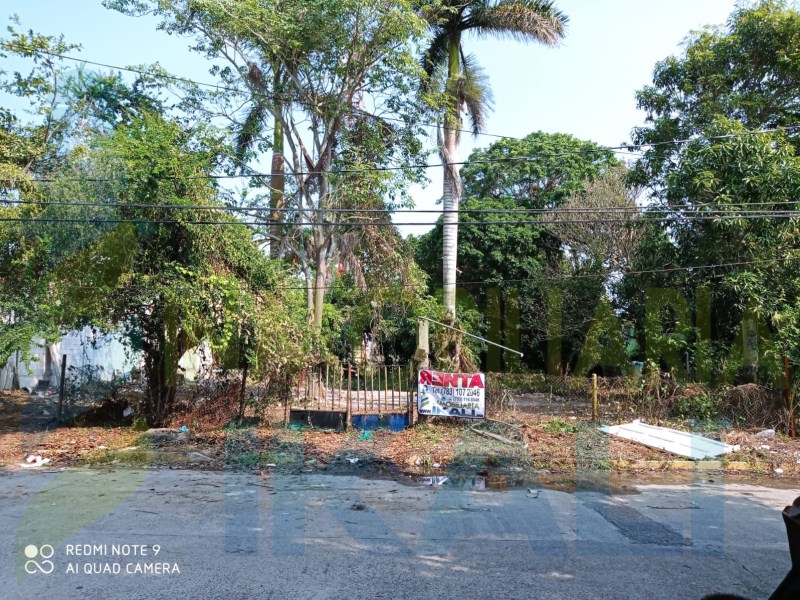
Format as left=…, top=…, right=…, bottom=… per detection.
left=414, top=131, right=619, bottom=370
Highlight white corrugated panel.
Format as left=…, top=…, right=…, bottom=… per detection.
left=600, top=419, right=739, bottom=460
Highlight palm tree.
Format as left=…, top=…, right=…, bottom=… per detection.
left=421, top=0, right=568, bottom=318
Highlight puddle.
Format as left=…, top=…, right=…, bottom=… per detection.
left=401, top=469, right=800, bottom=494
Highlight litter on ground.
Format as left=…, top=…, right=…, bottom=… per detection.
left=600, top=420, right=739, bottom=460
left=20, top=455, right=51, bottom=468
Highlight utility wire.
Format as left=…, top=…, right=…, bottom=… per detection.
left=25, top=124, right=800, bottom=182
left=17, top=47, right=640, bottom=146
left=2, top=197, right=800, bottom=215
left=64, top=255, right=800, bottom=293
left=2, top=212, right=800, bottom=227
left=254, top=255, right=800, bottom=290
left=9, top=48, right=800, bottom=180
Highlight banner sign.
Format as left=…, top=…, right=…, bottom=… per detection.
left=417, top=369, right=485, bottom=419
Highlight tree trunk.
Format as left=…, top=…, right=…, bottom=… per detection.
left=269, top=69, right=284, bottom=259
left=143, top=345, right=176, bottom=427
left=141, top=320, right=180, bottom=427
left=312, top=246, right=328, bottom=333
left=442, top=128, right=460, bottom=318
left=442, top=36, right=461, bottom=318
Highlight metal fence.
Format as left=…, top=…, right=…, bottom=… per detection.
left=290, top=363, right=415, bottom=415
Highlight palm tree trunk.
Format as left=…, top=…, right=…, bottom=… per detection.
left=269, top=69, right=284, bottom=259
left=442, top=128, right=460, bottom=318
left=442, top=36, right=461, bottom=318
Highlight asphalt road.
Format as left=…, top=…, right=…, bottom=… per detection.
left=0, top=467, right=795, bottom=600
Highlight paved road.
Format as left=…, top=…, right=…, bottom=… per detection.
left=0, top=467, right=794, bottom=599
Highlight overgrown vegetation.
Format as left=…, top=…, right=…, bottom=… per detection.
left=1, top=1, right=800, bottom=435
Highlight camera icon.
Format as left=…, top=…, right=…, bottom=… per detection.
left=24, top=544, right=55, bottom=574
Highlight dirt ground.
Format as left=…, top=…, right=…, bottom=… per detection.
left=1, top=390, right=799, bottom=477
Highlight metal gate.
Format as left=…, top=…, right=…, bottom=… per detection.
left=287, top=363, right=415, bottom=429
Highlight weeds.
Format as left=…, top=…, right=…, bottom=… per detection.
left=543, top=417, right=579, bottom=434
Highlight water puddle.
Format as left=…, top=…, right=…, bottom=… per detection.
left=402, top=469, right=800, bottom=494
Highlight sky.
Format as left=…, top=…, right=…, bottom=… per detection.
left=2, top=0, right=739, bottom=234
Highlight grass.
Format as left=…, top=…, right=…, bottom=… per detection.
left=80, top=449, right=154, bottom=467
left=543, top=417, right=579, bottom=434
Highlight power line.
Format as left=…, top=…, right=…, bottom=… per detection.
left=19, top=47, right=639, bottom=146
left=1, top=212, right=799, bottom=227
left=273, top=255, right=800, bottom=290
left=11, top=48, right=800, bottom=180
left=65, top=255, right=800, bottom=293
left=3, top=197, right=799, bottom=215
left=24, top=124, right=800, bottom=182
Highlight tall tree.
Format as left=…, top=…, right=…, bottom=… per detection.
left=0, top=29, right=311, bottom=419
left=632, top=0, right=800, bottom=187
left=107, top=0, right=430, bottom=334
left=413, top=131, right=618, bottom=369
left=2, top=109, right=312, bottom=424
left=420, top=0, right=567, bottom=318
left=543, top=166, right=645, bottom=272
left=626, top=0, right=800, bottom=382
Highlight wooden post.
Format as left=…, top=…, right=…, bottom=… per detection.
left=346, top=365, right=352, bottom=431
left=285, top=372, right=292, bottom=428
left=371, top=367, right=375, bottom=411
left=407, top=365, right=414, bottom=426
left=356, top=369, right=361, bottom=414
left=592, top=373, right=599, bottom=421
left=326, top=363, right=330, bottom=407
left=415, top=319, right=430, bottom=425
left=377, top=366, right=382, bottom=413
left=238, top=361, right=249, bottom=420
left=786, top=356, right=795, bottom=439
left=397, top=367, right=402, bottom=416
left=417, top=319, right=430, bottom=368
left=57, top=354, right=67, bottom=422
left=384, top=365, right=389, bottom=411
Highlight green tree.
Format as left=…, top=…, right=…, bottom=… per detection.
left=1, top=108, right=312, bottom=424
left=107, top=0, right=431, bottom=334
left=420, top=0, right=567, bottom=318
left=627, top=0, right=800, bottom=383
left=413, top=131, right=618, bottom=369
left=632, top=0, right=800, bottom=186
left=620, top=120, right=800, bottom=383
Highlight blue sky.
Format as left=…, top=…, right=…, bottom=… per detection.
left=2, top=0, right=738, bottom=233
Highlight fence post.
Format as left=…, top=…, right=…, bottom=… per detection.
left=284, top=371, right=291, bottom=428
left=339, top=365, right=343, bottom=411
left=415, top=319, right=430, bottom=425
left=57, top=354, right=67, bottom=422
left=397, top=367, right=402, bottom=415
left=786, top=355, right=795, bottom=439
left=346, top=365, right=352, bottom=431
left=390, top=366, right=395, bottom=409
left=407, top=365, right=414, bottom=426
left=238, top=361, right=249, bottom=421
left=592, top=374, right=598, bottom=421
